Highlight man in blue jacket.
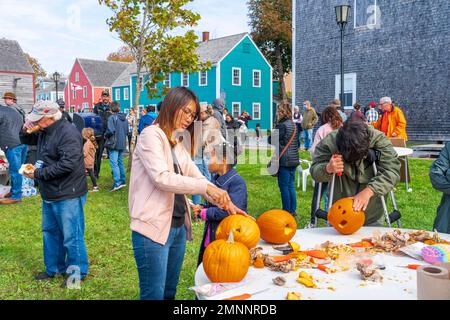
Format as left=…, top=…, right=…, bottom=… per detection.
left=105, top=101, right=129, bottom=191
left=138, top=105, right=158, bottom=135
left=21, top=100, right=88, bottom=288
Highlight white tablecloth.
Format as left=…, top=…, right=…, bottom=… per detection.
left=195, top=227, right=449, bottom=300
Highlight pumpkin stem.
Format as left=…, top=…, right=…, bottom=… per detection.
left=227, top=230, right=235, bottom=243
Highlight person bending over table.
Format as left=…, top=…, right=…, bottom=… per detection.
left=310, top=120, right=401, bottom=226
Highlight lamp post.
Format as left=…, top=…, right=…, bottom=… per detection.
left=335, top=5, right=351, bottom=107
left=52, top=71, right=61, bottom=102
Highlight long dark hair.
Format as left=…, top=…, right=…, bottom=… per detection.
left=154, top=87, right=200, bottom=156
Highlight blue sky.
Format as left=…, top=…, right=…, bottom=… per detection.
left=0, top=0, right=250, bottom=76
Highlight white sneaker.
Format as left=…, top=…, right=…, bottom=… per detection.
left=304, top=222, right=315, bottom=229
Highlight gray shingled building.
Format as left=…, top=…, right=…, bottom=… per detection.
left=0, top=39, right=35, bottom=111
left=293, top=0, right=450, bottom=141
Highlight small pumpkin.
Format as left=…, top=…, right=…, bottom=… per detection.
left=203, top=231, right=251, bottom=283
left=253, top=256, right=265, bottom=268
left=328, top=197, right=365, bottom=235
left=216, top=215, right=261, bottom=249
left=256, top=210, right=297, bottom=244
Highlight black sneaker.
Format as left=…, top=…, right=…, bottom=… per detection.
left=34, top=272, right=55, bottom=281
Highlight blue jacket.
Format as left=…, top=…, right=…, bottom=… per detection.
left=197, top=168, right=247, bottom=265
left=105, top=113, right=129, bottom=150
left=138, top=112, right=157, bottom=135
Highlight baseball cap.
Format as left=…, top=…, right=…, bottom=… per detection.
left=369, top=101, right=376, bottom=107
left=379, top=97, right=392, bottom=105
left=101, top=89, right=110, bottom=97
left=27, top=100, right=60, bottom=122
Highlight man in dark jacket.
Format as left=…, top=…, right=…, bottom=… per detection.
left=105, top=101, right=129, bottom=192
left=56, top=98, right=72, bottom=123
left=93, top=90, right=111, bottom=178
left=0, top=102, right=26, bottom=204
left=21, top=100, right=88, bottom=288
left=429, top=142, right=450, bottom=234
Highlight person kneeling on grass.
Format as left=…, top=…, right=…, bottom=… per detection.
left=310, top=120, right=400, bottom=226
left=192, top=142, right=247, bottom=267
left=20, top=100, right=89, bottom=288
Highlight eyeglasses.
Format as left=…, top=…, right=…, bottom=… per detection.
left=181, top=106, right=198, bottom=121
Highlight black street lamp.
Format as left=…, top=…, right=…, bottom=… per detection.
left=335, top=4, right=351, bottom=108
left=52, top=71, right=61, bottom=102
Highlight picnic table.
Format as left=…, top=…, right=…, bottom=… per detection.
left=194, top=227, right=449, bottom=300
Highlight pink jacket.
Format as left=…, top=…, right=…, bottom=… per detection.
left=128, top=125, right=211, bottom=245
left=310, top=123, right=336, bottom=155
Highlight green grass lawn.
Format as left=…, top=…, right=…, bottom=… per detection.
left=0, top=151, right=442, bottom=300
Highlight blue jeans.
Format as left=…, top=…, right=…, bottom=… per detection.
left=42, top=194, right=89, bottom=279
left=5, top=144, right=28, bottom=200
left=109, top=149, right=126, bottom=187
left=192, top=156, right=211, bottom=205
left=277, top=166, right=297, bottom=214
left=132, top=227, right=186, bottom=300
left=304, top=129, right=313, bottom=150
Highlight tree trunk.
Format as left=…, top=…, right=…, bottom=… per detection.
left=276, top=45, right=287, bottom=102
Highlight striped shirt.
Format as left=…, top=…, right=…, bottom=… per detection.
left=366, top=108, right=379, bottom=123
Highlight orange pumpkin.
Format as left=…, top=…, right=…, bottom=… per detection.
left=203, top=231, right=251, bottom=283
left=256, top=210, right=297, bottom=244
left=328, top=197, right=365, bottom=235
left=216, top=215, right=260, bottom=249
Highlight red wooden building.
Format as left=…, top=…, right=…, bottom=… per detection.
left=64, top=58, right=130, bottom=112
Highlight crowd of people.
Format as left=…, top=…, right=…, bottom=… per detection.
left=0, top=87, right=448, bottom=298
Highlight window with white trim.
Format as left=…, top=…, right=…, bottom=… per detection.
left=232, top=68, right=241, bottom=86
left=115, top=88, right=121, bottom=100
left=82, top=102, right=89, bottom=112
left=199, top=71, right=207, bottom=86
left=124, top=87, right=129, bottom=100
left=72, top=89, right=76, bottom=99
left=232, top=102, right=241, bottom=118
left=182, top=73, right=189, bottom=87
left=354, top=0, right=378, bottom=29
left=164, top=74, right=171, bottom=88
left=335, top=73, right=357, bottom=109
left=75, top=72, right=79, bottom=82
left=83, top=86, right=87, bottom=99
left=253, top=70, right=261, bottom=87
left=252, top=103, right=261, bottom=120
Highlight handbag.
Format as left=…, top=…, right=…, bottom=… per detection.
left=267, top=121, right=297, bottom=177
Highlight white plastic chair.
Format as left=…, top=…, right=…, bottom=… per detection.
left=297, top=159, right=315, bottom=192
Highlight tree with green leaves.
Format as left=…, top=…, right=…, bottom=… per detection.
left=248, top=0, right=292, bottom=101
left=99, top=0, right=211, bottom=162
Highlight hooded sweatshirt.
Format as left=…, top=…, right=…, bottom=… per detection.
left=105, top=113, right=129, bottom=150
left=212, top=98, right=227, bottom=138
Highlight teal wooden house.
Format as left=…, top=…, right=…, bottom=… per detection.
left=112, top=32, right=273, bottom=130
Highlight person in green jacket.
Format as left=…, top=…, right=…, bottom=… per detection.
left=429, top=142, right=450, bottom=234
left=310, top=120, right=401, bottom=225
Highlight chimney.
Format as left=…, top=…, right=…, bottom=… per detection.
left=202, top=31, right=210, bottom=42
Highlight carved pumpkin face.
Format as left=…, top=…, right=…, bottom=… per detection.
left=203, top=231, right=251, bottom=283
left=328, top=197, right=365, bottom=235
left=216, top=215, right=261, bottom=249
left=256, top=210, right=297, bottom=244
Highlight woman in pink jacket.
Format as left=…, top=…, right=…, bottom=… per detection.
left=128, top=87, right=245, bottom=300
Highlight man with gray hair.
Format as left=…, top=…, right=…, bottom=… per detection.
left=371, top=96, right=408, bottom=141
left=20, top=100, right=89, bottom=288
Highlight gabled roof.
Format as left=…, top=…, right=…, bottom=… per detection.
left=77, top=58, right=130, bottom=87
left=0, top=38, right=34, bottom=73
left=196, top=32, right=248, bottom=63
left=111, top=62, right=136, bottom=87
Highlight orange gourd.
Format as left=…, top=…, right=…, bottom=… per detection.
left=216, top=215, right=261, bottom=249
left=203, top=231, right=251, bottom=283
left=328, top=197, right=365, bottom=235
left=256, top=210, right=297, bottom=244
